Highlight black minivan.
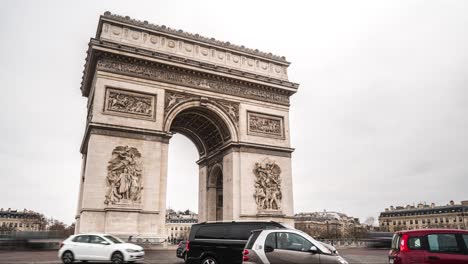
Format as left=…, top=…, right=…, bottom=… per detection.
left=185, top=221, right=287, bottom=264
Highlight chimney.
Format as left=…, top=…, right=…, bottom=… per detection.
left=449, top=200, right=455, bottom=206
left=385, top=208, right=389, bottom=212
left=431, top=203, right=435, bottom=208
left=390, top=206, right=394, bottom=211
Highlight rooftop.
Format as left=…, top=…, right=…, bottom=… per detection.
left=101, top=12, right=288, bottom=63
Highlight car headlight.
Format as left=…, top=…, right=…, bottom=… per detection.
left=337, top=256, right=348, bottom=264
left=126, top=249, right=139, bottom=253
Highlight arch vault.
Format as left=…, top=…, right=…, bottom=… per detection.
left=75, top=12, right=299, bottom=239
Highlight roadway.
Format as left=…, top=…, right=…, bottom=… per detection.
left=0, top=248, right=389, bottom=264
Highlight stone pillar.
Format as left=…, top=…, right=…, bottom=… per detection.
left=77, top=131, right=170, bottom=239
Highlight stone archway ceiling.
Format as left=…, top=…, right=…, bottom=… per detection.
left=170, top=108, right=231, bottom=156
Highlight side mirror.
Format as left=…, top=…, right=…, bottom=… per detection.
left=101, top=241, right=110, bottom=245
left=309, top=246, right=318, bottom=254
left=265, top=246, right=274, bottom=253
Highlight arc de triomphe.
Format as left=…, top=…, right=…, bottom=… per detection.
left=75, top=12, right=299, bottom=238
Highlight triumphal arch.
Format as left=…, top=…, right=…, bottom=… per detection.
left=75, top=12, right=299, bottom=238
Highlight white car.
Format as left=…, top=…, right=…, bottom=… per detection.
left=242, top=229, right=348, bottom=264
left=58, top=233, right=144, bottom=264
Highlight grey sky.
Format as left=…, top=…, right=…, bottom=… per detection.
left=1, top=0, right=467, bottom=225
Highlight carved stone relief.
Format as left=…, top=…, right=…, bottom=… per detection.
left=104, top=88, right=156, bottom=120
left=105, top=146, right=143, bottom=205
left=216, top=101, right=239, bottom=125
left=96, top=57, right=289, bottom=105
left=253, top=159, right=282, bottom=211
left=99, top=16, right=289, bottom=80
left=164, top=91, right=239, bottom=127
left=247, top=111, right=284, bottom=138
left=165, top=92, right=193, bottom=114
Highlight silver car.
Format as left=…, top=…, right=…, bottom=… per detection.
left=242, top=229, right=348, bottom=264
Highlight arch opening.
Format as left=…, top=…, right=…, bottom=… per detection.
left=169, top=107, right=232, bottom=157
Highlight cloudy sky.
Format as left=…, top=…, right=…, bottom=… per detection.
left=1, top=0, right=467, bottom=225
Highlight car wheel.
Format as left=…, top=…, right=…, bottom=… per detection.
left=111, top=252, right=124, bottom=264
left=61, top=251, right=74, bottom=264
left=201, top=256, right=218, bottom=264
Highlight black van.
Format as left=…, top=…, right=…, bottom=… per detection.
left=185, top=221, right=288, bottom=264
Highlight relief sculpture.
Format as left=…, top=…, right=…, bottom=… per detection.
left=105, top=146, right=143, bottom=205
left=248, top=112, right=284, bottom=138
left=105, top=88, right=155, bottom=119
left=253, top=159, right=282, bottom=211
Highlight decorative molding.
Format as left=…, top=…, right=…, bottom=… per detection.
left=164, top=91, right=240, bottom=127
left=100, top=12, right=289, bottom=63
left=80, top=123, right=172, bottom=154
left=96, top=56, right=290, bottom=105
left=105, top=146, right=143, bottom=205
left=104, top=87, right=156, bottom=120
left=164, top=91, right=194, bottom=114
left=247, top=111, right=284, bottom=139
left=253, top=159, right=282, bottom=212
left=216, top=100, right=239, bottom=126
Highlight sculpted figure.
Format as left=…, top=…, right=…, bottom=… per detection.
left=105, top=146, right=143, bottom=205
left=253, top=159, right=282, bottom=211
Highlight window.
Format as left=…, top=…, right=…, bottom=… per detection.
left=89, top=235, right=105, bottom=244
left=104, top=235, right=123, bottom=244
left=391, top=234, right=401, bottom=250
left=427, top=234, right=461, bottom=253
left=265, top=232, right=313, bottom=252
left=415, top=220, right=418, bottom=224
left=72, top=235, right=90, bottom=243
left=410, top=220, right=413, bottom=225
left=195, top=225, right=226, bottom=239
left=408, top=237, right=422, bottom=249
left=463, top=235, right=468, bottom=249
left=226, top=224, right=258, bottom=240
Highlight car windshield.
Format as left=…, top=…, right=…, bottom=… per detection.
left=104, top=235, right=124, bottom=244
left=294, top=230, right=332, bottom=255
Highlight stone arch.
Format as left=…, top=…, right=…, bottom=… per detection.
left=163, top=99, right=239, bottom=157
left=207, top=163, right=223, bottom=221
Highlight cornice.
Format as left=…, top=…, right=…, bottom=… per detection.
left=80, top=122, right=172, bottom=154
left=80, top=42, right=298, bottom=105
left=99, top=12, right=288, bottom=63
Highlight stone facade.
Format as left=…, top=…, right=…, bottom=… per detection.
left=165, top=210, right=197, bottom=243
left=0, top=208, right=42, bottom=231
left=294, top=211, right=363, bottom=239
left=378, top=200, right=468, bottom=232
left=75, top=12, right=299, bottom=238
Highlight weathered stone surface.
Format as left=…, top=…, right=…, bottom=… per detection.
left=75, top=13, right=298, bottom=237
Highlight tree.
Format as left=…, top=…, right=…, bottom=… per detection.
left=364, top=217, right=375, bottom=226
left=48, top=220, right=66, bottom=231
left=64, top=223, right=75, bottom=236
left=0, top=225, right=16, bottom=232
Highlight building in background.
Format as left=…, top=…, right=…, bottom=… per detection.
left=165, top=209, right=197, bottom=243
left=379, top=200, right=468, bottom=232
left=0, top=208, right=44, bottom=231
left=294, top=211, right=364, bottom=239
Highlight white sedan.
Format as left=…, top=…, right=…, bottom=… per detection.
left=58, top=233, right=144, bottom=264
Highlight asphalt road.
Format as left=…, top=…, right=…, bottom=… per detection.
left=0, top=248, right=388, bottom=264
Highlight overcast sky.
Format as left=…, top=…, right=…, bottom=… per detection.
left=1, top=0, right=467, bottom=225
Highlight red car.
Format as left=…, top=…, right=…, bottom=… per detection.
left=388, top=229, right=468, bottom=264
